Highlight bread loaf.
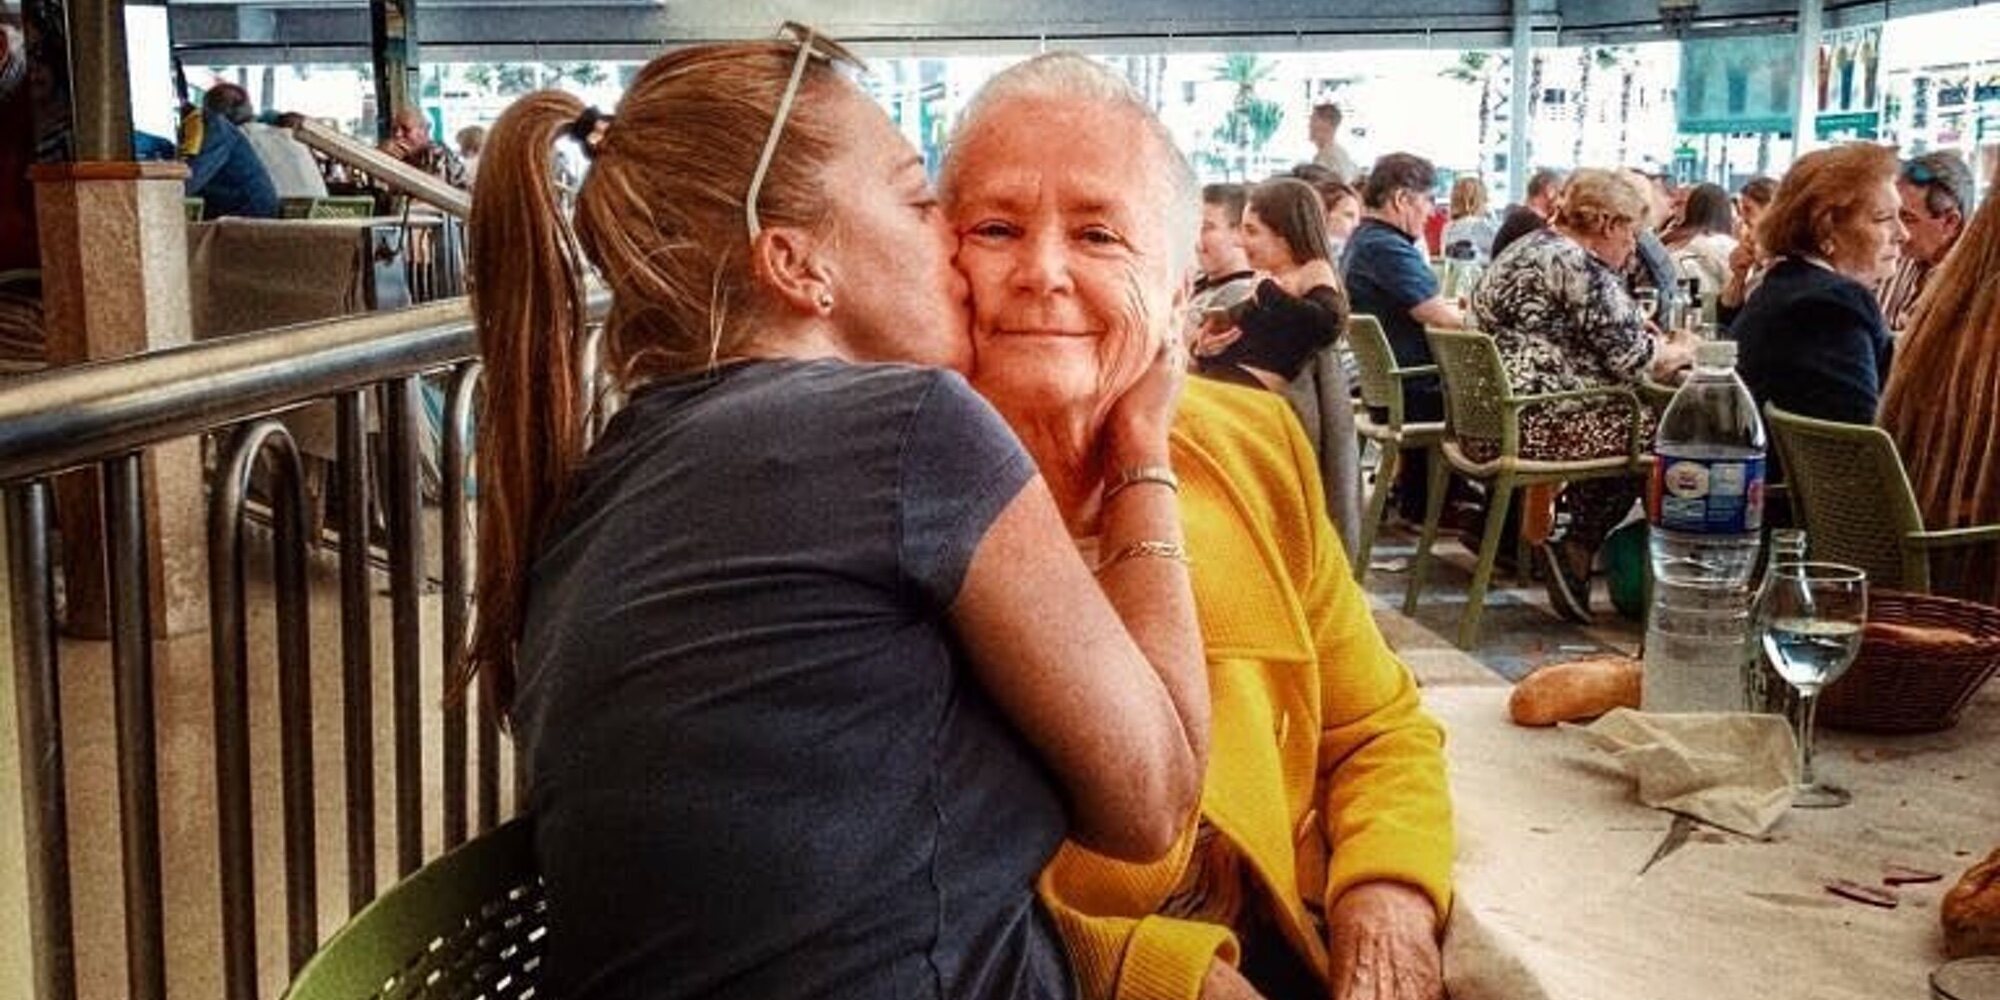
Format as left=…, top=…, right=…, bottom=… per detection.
left=1865, top=620, right=1982, bottom=649
left=1944, top=846, right=2000, bottom=959
left=1508, top=656, right=1643, bottom=727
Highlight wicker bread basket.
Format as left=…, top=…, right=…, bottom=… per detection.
left=1819, top=590, right=2000, bottom=734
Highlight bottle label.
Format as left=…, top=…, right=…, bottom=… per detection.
left=1649, top=452, right=1766, bottom=534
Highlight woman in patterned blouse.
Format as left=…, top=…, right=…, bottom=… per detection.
left=1472, top=169, right=1697, bottom=623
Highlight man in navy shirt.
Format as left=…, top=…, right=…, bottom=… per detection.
left=1342, top=153, right=1469, bottom=523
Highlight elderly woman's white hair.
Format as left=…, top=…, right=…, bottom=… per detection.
left=942, top=52, right=1200, bottom=274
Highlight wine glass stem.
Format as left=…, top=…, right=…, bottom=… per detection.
left=1796, top=691, right=1821, bottom=786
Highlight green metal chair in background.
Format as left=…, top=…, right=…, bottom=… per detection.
left=1346, top=313, right=1444, bottom=580
left=281, top=195, right=382, bottom=220
left=1409, top=329, right=1651, bottom=648
left=283, top=818, right=544, bottom=999
left=1765, top=404, right=2000, bottom=594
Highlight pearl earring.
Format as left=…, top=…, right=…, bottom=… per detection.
left=816, top=291, right=834, bottom=311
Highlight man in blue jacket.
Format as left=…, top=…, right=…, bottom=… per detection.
left=182, top=91, right=279, bottom=220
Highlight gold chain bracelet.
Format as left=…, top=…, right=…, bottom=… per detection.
left=1095, top=539, right=1191, bottom=573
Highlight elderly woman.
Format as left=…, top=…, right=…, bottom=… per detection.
left=1731, top=143, right=1908, bottom=424
left=466, top=31, right=1210, bottom=998
left=945, top=53, right=1453, bottom=1000
left=1879, top=162, right=2000, bottom=605
left=1195, top=177, right=1351, bottom=391
left=1472, top=168, right=1697, bottom=622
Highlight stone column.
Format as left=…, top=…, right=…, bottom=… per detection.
left=31, top=161, right=209, bottom=638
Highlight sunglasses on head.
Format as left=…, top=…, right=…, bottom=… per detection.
left=1901, top=161, right=1961, bottom=207
left=744, top=21, right=870, bottom=243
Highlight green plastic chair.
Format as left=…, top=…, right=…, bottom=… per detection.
left=1765, top=404, right=2000, bottom=594
left=1408, top=329, right=1651, bottom=648
left=1347, top=314, right=1445, bottom=579
left=184, top=196, right=207, bottom=222
left=281, top=196, right=380, bottom=220
left=284, top=819, right=545, bottom=999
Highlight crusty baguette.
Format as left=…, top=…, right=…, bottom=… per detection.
left=1508, top=656, right=1643, bottom=727
left=1944, top=846, right=2000, bottom=959
left=1864, top=620, right=1982, bottom=650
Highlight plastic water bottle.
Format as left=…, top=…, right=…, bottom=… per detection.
left=1643, top=340, right=1767, bottom=712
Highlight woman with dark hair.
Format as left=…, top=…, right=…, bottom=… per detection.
left=1720, top=175, right=1779, bottom=323
left=1194, top=177, right=1350, bottom=391
left=465, top=28, right=1209, bottom=999
left=1664, top=182, right=1737, bottom=305
left=1731, top=143, right=1908, bottom=424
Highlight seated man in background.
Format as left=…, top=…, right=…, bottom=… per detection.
left=1342, top=153, right=1465, bottom=523
left=202, top=83, right=329, bottom=201
left=944, top=52, right=1454, bottom=1000
left=1189, top=182, right=1259, bottom=341
left=1490, top=167, right=1566, bottom=260
left=1878, top=150, right=1975, bottom=336
left=380, top=106, right=470, bottom=190
left=182, top=86, right=280, bottom=219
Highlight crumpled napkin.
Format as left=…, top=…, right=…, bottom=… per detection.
left=1566, top=709, right=1800, bottom=836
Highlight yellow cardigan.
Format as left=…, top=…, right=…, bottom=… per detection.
left=1038, top=380, right=1455, bottom=1000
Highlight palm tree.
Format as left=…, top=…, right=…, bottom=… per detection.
left=1611, top=47, right=1639, bottom=163
left=557, top=63, right=608, bottom=89
left=1571, top=46, right=1624, bottom=167
left=1441, top=51, right=1507, bottom=168
left=1527, top=52, right=1546, bottom=165
left=1211, top=54, right=1285, bottom=175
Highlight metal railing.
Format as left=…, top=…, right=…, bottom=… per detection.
left=1, top=294, right=599, bottom=999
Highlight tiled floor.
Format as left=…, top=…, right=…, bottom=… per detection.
left=35, top=524, right=515, bottom=1000
left=1360, top=523, right=1645, bottom=684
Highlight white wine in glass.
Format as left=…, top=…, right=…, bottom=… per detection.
left=1758, top=562, right=1867, bottom=808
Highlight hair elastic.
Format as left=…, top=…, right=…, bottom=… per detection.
left=567, top=106, right=613, bottom=159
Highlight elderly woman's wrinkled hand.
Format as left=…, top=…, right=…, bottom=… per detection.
left=1326, top=881, right=1444, bottom=1000
left=1105, top=331, right=1188, bottom=464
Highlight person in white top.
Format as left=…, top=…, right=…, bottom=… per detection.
left=203, top=83, right=328, bottom=201
left=1662, top=183, right=1737, bottom=308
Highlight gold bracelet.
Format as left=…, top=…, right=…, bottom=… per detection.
left=1104, top=464, right=1179, bottom=504
left=1095, top=539, right=1191, bottom=573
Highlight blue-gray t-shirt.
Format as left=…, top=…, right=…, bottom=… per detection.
left=513, top=359, right=1075, bottom=1000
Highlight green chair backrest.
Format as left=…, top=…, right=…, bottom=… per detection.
left=284, top=819, right=545, bottom=1000
left=311, top=195, right=381, bottom=219
left=1763, top=404, right=1928, bottom=592
left=281, top=196, right=380, bottom=220
left=184, top=197, right=206, bottom=223
left=1345, top=314, right=1402, bottom=415
left=1425, top=328, right=1512, bottom=454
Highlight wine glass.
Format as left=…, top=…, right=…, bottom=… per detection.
left=1634, top=287, right=1660, bottom=325
left=1757, top=562, right=1868, bottom=808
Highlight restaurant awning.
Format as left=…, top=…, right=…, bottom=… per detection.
left=164, top=0, right=1985, bottom=63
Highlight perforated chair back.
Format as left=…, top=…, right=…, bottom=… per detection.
left=1345, top=314, right=1402, bottom=415
left=1425, top=329, right=1512, bottom=455
left=1764, top=404, right=1928, bottom=591
left=284, top=819, right=546, bottom=1000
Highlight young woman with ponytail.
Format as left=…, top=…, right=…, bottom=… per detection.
left=463, top=29, right=1208, bottom=999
